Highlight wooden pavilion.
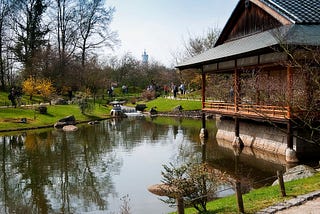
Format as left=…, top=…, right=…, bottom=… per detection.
left=176, top=0, right=320, bottom=161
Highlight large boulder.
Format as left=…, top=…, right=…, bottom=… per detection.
left=135, top=104, right=147, bottom=111
left=37, top=105, right=47, bottom=114
left=58, top=115, right=76, bottom=124
left=54, top=115, right=76, bottom=128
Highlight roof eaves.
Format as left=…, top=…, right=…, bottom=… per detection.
left=176, top=29, right=280, bottom=70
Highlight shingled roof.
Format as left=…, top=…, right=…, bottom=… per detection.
left=176, top=25, right=320, bottom=69
left=176, top=0, right=320, bottom=70
left=261, top=0, right=320, bottom=24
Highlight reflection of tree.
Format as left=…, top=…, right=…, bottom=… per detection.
left=0, top=117, right=207, bottom=213
left=0, top=126, right=121, bottom=213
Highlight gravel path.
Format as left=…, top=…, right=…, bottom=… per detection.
left=256, top=190, right=320, bottom=214
left=275, top=197, right=320, bottom=214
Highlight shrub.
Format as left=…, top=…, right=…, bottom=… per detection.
left=160, top=162, right=220, bottom=212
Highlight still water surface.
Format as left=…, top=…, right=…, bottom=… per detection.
left=0, top=117, right=286, bottom=213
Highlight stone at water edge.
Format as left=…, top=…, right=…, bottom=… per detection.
left=272, top=164, right=317, bottom=185
left=62, top=125, right=78, bottom=132
left=286, top=148, right=299, bottom=163
left=147, top=184, right=179, bottom=197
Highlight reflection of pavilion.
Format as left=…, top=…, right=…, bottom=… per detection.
left=177, top=0, right=320, bottom=162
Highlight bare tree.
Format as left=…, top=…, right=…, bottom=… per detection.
left=173, top=27, right=221, bottom=93
left=50, top=0, right=78, bottom=89
left=76, top=0, right=118, bottom=68
left=183, top=27, right=221, bottom=58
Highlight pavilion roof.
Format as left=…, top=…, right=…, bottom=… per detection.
left=176, top=0, right=320, bottom=70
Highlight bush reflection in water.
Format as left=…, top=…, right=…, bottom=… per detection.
left=0, top=117, right=284, bottom=213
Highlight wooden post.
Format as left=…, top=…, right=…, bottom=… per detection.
left=200, top=112, right=208, bottom=139
left=235, top=117, right=240, bottom=137
left=202, top=112, right=206, bottom=129
left=235, top=182, right=244, bottom=213
left=233, top=63, right=243, bottom=148
left=277, top=170, right=286, bottom=197
left=201, top=67, right=206, bottom=109
left=287, top=119, right=293, bottom=149
left=286, top=65, right=293, bottom=149
left=234, top=64, right=240, bottom=112
left=176, top=197, right=185, bottom=214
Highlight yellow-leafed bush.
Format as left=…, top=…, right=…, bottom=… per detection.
left=22, top=76, right=55, bottom=101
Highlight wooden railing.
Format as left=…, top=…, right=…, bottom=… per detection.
left=203, top=102, right=289, bottom=121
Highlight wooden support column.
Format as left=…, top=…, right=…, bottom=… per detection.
left=234, top=64, right=240, bottom=113
left=201, top=67, right=206, bottom=109
left=286, top=65, right=298, bottom=163
left=233, top=62, right=243, bottom=148
left=234, top=64, right=240, bottom=138
left=200, top=67, right=208, bottom=139
left=286, top=65, right=293, bottom=149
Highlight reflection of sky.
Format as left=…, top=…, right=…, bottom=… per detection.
left=109, top=127, right=188, bottom=214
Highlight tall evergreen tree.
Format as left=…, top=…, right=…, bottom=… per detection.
left=11, top=0, right=49, bottom=78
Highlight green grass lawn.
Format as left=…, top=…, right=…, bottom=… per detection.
left=178, top=173, right=320, bottom=214
left=0, top=91, right=43, bottom=106
left=0, top=104, right=112, bottom=132
left=143, top=97, right=202, bottom=112
left=0, top=94, right=201, bottom=132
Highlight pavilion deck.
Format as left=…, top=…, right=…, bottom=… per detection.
left=203, top=102, right=289, bottom=123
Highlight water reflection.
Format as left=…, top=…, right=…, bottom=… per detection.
left=0, top=117, right=290, bottom=213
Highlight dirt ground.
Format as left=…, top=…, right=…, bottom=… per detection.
left=276, top=197, right=320, bottom=214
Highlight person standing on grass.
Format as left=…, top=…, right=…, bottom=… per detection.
left=8, top=88, right=17, bottom=107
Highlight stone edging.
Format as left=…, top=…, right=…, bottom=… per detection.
left=256, top=190, right=320, bottom=214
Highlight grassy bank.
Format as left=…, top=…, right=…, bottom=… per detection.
left=0, top=104, right=112, bottom=132
left=178, top=172, right=320, bottom=214
left=142, top=97, right=202, bottom=112
left=0, top=97, right=202, bottom=132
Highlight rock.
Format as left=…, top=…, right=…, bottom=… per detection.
left=135, top=104, right=147, bottom=111
left=88, top=121, right=100, bottom=125
left=38, top=105, right=47, bottom=114
left=58, top=115, right=76, bottom=125
left=52, top=97, right=68, bottom=105
left=173, top=105, right=183, bottom=112
left=286, top=148, right=299, bottom=163
left=232, top=136, right=244, bottom=148
left=272, top=165, right=317, bottom=185
left=62, top=125, right=78, bottom=132
left=199, top=128, right=208, bottom=139
left=54, top=122, right=64, bottom=129
left=150, top=107, right=157, bottom=115
left=54, top=115, right=76, bottom=129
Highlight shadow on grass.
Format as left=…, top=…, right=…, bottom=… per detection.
left=204, top=208, right=233, bottom=214
left=43, top=112, right=55, bottom=117
left=82, top=113, right=105, bottom=121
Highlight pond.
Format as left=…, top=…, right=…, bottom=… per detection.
left=0, top=116, right=289, bottom=214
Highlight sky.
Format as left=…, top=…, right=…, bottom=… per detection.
left=105, top=0, right=239, bottom=67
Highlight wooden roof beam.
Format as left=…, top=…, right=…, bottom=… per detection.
left=250, top=0, right=293, bottom=25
